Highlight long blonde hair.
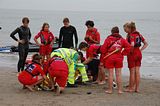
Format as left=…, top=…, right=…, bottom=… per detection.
left=129, top=21, right=136, bottom=32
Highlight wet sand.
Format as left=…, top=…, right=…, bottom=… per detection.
left=0, top=67, right=160, bottom=106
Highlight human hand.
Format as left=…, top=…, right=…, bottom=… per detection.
left=88, top=36, right=93, bottom=40
left=18, top=40, right=25, bottom=44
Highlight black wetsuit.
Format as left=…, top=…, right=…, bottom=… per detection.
left=59, top=25, right=78, bottom=48
left=10, top=26, right=31, bottom=72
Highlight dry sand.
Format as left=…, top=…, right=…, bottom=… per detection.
left=0, top=67, right=160, bottom=106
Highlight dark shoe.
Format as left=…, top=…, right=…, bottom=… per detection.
left=67, top=83, right=78, bottom=88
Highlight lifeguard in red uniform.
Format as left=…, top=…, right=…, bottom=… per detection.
left=34, top=23, right=54, bottom=63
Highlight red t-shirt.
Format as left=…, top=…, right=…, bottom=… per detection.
left=25, top=63, right=45, bottom=76
left=101, top=33, right=131, bottom=60
left=86, top=44, right=101, bottom=58
left=34, top=31, right=54, bottom=44
left=85, top=28, right=100, bottom=45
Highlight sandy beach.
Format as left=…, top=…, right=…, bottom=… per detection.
left=0, top=66, right=159, bottom=106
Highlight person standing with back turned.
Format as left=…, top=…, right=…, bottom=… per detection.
left=59, top=18, right=78, bottom=49
left=10, top=17, right=31, bottom=73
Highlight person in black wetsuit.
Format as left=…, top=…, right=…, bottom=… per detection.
left=10, top=17, right=31, bottom=73
left=59, top=18, right=78, bottom=49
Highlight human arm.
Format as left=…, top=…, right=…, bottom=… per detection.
left=58, top=28, right=63, bottom=48
left=88, top=31, right=100, bottom=44
left=73, top=27, right=78, bottom=48
left=39, top=67, right=51, bottom=88
left=34, top=32, right=42, bottom=46
left=28, top=29, right=32, bottom=41
left=10, top=28, right=25, bottom=44
left=122, top=39, right=131, bottom=56
left=50, top=32, right=55, bottom=46
left=141, top=39, right=148, bottom=51
left=83, top=57, right=94, bottom=65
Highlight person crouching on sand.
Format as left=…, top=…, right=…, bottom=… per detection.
left=34, top=23, right=54, bottom=63
left=79, top=42, right=106, bottom=84
left=18, top=54, right=50, bottom=92
left=101, top=26, right=131, bottom=94
left=125, top=22, right=148, bottom=93
left=47, top=56, right=69, bottom=95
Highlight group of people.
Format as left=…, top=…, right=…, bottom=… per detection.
left=10, top=17, right=148, bottom=95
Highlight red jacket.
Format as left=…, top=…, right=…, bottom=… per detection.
left=24, top=62, right=45, bottom=77
left=85, top=28, right=100, bottom=45
left=127, top=31, right=145, bottom=49
left=35, top=31, right=54, bottom=45
left=86, top=44, right=101, bottom=58
left=127, top=31, right=145, bottom=58
left=101, top=33, right=131, bottom=60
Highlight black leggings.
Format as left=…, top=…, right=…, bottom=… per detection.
left=88, top=59, right=100, bottom=81
left=18, top=44, right=29, bottom=72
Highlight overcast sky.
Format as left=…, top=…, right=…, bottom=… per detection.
left=0, top=0, right=159, bottom=12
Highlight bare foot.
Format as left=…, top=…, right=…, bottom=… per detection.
left=22, top=85, right=27, bottom=89
left=118, top=90, right=124, bottom=94
left=92, top=81, right=100, bottom=84
left=105, top=90, right=112, bottom=94
left=124, top=88, right=134, bottom=93
left=25, top=85, right=35, bottom=92
left=98, top=81, right=106, bottom=85
left=56, top=85, right=60, bottom=96
left=135, top=89, right=140, bottom=93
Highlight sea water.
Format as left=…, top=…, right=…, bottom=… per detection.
left=0, top=9, right=160, bottom=79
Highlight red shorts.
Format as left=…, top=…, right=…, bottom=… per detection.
left=127, top=49, right=142, bottom=68
left=105, top=57, right=123, bottom=69
left=39, top=45, right=52, bottom=56
left=49, top=70, right=68, bottom=87
left=18, top=71, right=38, bottom=85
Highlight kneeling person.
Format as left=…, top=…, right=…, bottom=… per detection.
left=18, top=54, right=50, bottom=91
left=48, top=56, right=68, bottom=95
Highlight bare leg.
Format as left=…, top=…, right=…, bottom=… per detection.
left=125, top=67, right=135, bottom=92
left=115, top=68, right=123, bottom=94
left=101, top=67, right=106, bottom=82
left=98, top=66, right=106, bottom=85
left=105, top=68, right=114, bottom=94
left=56, top=86, right=65, bottom=96
left=135, top=66, right=140, bottom=92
